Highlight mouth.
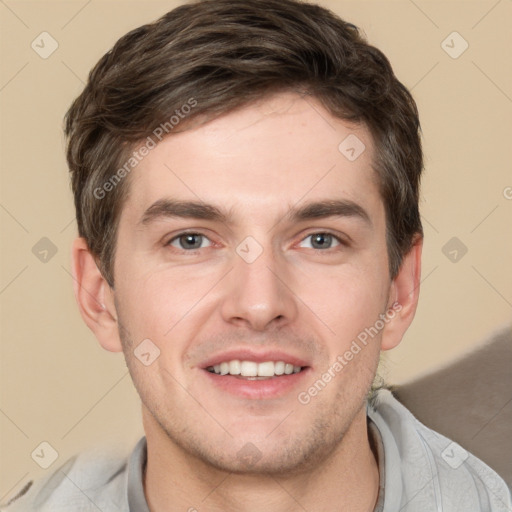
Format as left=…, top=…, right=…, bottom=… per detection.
left=199, top=351, right=311, bottom=399
left=206, top=360, right=305, bottom=379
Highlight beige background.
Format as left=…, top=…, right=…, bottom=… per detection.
left=1, top=0, right=511, bottom=501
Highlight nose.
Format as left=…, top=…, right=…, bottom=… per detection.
left=219, top=240, right=298, bottom=331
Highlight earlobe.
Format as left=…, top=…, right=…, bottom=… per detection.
left=381, top=236, right=423, bottom=351
left=71, top=237, right=123, bottom=353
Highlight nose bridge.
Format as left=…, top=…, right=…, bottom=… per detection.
left=221, top=236, right=296, bottom=330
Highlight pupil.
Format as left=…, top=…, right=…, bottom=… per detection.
left=312, top=233, right=331, bottom=249
left=181, top=234, right=202, bottom=249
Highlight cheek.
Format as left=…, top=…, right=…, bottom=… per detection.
left=296, top=261, right=389, bottom=343
left=114, top=267, right=220, bottom=360
left=117, top=277, right=168, bottom=332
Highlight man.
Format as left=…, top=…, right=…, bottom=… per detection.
left=3, top=0, right=510, bottom=510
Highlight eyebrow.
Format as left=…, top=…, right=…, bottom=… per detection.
left=286, top=199, right=371, bottom=226
left=139, top=199, right=228, bottom=225
left=139, top=198, right=372, bottom=227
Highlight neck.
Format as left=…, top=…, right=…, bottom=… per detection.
left=142, top=406, right=380, bottom=512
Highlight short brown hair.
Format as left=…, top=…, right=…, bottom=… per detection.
left=65, top=0, right=423, bottom=287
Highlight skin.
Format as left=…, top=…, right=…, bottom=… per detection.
left=72, top=91, right=422, bottom=511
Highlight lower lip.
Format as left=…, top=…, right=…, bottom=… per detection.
left=201, top=368, right=311, bottom=400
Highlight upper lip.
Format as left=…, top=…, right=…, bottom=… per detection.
left=199, top=349, right=310, bottom=369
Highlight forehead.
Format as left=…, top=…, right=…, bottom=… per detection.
left=122, top=92, right=381, bottom=224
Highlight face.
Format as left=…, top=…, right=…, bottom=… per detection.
left=109, top=92, right=397, bottom=474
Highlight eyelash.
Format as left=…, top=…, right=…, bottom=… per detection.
left=164, top=231, right=348, bottom=252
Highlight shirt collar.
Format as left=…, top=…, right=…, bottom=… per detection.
left=127, top=436, right=150, bottom=512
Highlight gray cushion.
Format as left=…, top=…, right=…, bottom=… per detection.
left=393, top=326, right=512, bottom=488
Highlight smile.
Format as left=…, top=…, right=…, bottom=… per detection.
left=206, top=360, right=303, bottom=378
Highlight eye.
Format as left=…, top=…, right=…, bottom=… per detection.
left=167, top=233, right=212, bottom=251
left=299, top=232, right=342, bottom=250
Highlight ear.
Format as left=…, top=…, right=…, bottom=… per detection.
left=71, top=237, right=123, bottom=352
left=381, top=236, right=423, bottom=351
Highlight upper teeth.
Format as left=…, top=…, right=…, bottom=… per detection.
left=208, top=360, right=302, bottom=377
